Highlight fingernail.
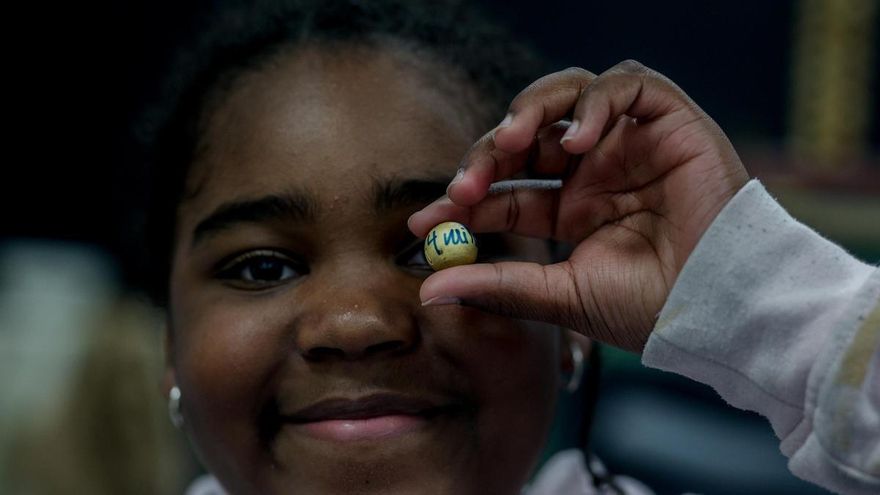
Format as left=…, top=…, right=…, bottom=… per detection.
left=422, top=296, right=462, bottom=307
left=447, top=168, right=465, bottom=194
left=560, top=119, right=580, bottom=143
left=406, top=211, right=420, bottom=229
left=497, top=113, right=513, bottom=129
left=451, top=168, right=465, bottom=185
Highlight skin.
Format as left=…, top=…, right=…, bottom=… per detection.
left=163, top=44, right=571, bottom=495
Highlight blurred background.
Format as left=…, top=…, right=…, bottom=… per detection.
left=2, top=0, right=878, bottom=493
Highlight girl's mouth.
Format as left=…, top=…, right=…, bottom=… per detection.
left=294, top=414, right=428, bottom=442
left=280, top=393, right=461, bottom=442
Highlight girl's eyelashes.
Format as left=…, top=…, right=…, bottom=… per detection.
left=215, top=249, right=307, bottom=289
left=396, top=237, right=432, bottom=271
left=212, top=235, right=514, bottom=287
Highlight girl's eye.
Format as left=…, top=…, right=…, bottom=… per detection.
left=216, top=250, right=306, bottom=288
left=397, top=239, right=432, bottom=271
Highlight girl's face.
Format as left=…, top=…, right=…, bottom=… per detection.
left=166, top=45, right=563, bottom=495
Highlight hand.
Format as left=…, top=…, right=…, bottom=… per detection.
left=408, top=60, right=749, bottom=352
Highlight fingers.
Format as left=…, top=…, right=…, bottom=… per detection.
left=409, top=174, right=662, bottom=244
left=492, top=67, right=597, bottom=154
left=560, top=60, right=700, bottom=155
left=446, top=121, right=575, bottom=207
left=446, top=61, right=699, bottom=209
left=531, top=122, right=577, bottom=177
left=447, top=68, right=595, bottom=206
left=420, top=261, right=583, bottom=332
left=414, top=60, right=708, bottom=242
left=419, top=260, right=645, bottom=352
left=444, top=132, right=528, bottom=207
left=408, top=180, right=562, bottom=239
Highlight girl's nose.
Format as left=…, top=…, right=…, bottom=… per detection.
left=294, top=282, right=420, bottom=362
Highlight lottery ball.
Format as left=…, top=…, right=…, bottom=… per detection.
left=424, top=221, right=478, bottom=271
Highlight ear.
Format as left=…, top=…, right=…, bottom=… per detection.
left=559, top=329, right=592, bottom=373
left=160, top=322, right=177, bottom=397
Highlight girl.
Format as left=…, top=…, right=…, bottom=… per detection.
left=147, top=1, right=609, bottom=493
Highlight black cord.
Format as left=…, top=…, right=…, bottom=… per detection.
left=578, top=344, right=602, bottom=449
left=578, top=345, right=626, bottom=494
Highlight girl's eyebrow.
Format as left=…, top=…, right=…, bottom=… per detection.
left=189, top=178, right=449, bottom=247
left=191, top=191, right=318, bottom=247
left=373, top=177, right=452, bottom=212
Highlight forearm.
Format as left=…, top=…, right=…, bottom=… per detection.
left=642, top=179, right=880, bottom=494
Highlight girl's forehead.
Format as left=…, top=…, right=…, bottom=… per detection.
left=186, top=44, right=477, bottom=208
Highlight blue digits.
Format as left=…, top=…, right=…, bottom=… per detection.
left=426, top=229, right=443, bottom=255
left=442, top=228, right=470, bottom=246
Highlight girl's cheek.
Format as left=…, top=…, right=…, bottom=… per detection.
left=421, top=305, right=559, bottom=392
left=420, top=308, right=559, bottom=472
left=173, top=295, right=291, bottom=423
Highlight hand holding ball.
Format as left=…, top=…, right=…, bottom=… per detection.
left=424, top=222, right=478, bottom=271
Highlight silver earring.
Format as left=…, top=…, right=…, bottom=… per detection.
left=168, top=385, right=184, bottom=428
left=565, top=340, right=585, bottom=393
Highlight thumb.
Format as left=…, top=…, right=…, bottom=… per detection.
left=420, top=261, right=582, bottom=330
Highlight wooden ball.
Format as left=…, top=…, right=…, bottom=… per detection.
left=424, top=222, right=478, bottom=271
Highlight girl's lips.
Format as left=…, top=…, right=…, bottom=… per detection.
left=295, top=414, right=427, bottom=442
left=283, top=393, right=455, bottom=442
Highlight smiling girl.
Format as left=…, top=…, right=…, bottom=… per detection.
left=146, top=1, right=584, bottom=493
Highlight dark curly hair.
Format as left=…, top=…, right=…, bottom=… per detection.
left=133, top=0, right=546, bottom=306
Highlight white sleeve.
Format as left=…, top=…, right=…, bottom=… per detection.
left=641, top=179, right=880, bottom=495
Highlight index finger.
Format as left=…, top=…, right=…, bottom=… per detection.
left=447, top=68, right=595, bottom=207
